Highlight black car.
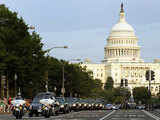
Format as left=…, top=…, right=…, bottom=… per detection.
left=29, top=92, right=56, bottom=117
left=56, top=97, right=70, bottom=114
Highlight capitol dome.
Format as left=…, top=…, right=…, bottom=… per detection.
left=111, top=22, right=134, bottom=32
left=109, top=4, right=136, bottom=38
left=104, top=3, right=143, bottom=63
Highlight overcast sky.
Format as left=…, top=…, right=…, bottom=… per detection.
left=1, top=0, right=160, bottom=63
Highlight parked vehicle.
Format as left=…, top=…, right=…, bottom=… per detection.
left=29, top=92, right=56, bottom=117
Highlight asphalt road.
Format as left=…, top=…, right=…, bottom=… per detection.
left=0, top=110, right=160, bottom=120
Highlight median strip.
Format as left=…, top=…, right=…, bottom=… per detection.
left=99, top=110, right=116, bottom=120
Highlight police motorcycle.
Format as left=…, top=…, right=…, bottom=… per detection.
left=40, top=97, right=55, bottom=118
left=11, top=93, right=26, bottom=119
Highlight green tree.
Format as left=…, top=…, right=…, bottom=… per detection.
left=104, top=76, right=114, bottom=90
left=133, top=87, right=151, bottom=104
left=47, top=58, right=103, bottom=98
left=0, top=4, right=46, bottom=97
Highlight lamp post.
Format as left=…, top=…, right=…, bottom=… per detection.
left=45, top=46, right=68, bottom=92
left=61, top=64, right=65, bottom=97
left=14, top=73, right=17, bottom=97
left=54, top=86, right=57, bottom=96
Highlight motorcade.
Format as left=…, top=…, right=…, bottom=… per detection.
left=40, top=97, right=55, bottom=118
left=65, top=97, right=77, bottom=111
left=29, top=92, right=56, bottom=117
left=11, top=97, right=26, bottom=119
left=56, top=97, right=70, bottom=114
left=94, top=99, right=104, bottom=110
left=70, top=98, right=80, bottom=111
left=78, top=99, right=90, bottom=110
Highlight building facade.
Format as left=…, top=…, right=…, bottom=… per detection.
left=81, top=4, right=160, bottom=95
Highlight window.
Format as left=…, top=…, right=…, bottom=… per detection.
left=101, top=73, right=103, bottom=77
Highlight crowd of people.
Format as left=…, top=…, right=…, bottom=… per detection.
left=0, top=97, right=12, bottom=113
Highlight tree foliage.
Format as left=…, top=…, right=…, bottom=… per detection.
left=0, top=4, right=103, bottom=98
left=133, top=87, right=151, bottom=104
left=0, top=4, right=47, bottom=97
left=103, top=87, right=131, bottom=104
left=104, top=76, right=114, bottom=90
left=47, top=58, right=103, bottom=98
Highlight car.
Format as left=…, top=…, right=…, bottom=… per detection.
left=70, top=98, right=80, bottom=111
left=29, top=92, right=56, bottom=117
left=56, top=97, right=70, bottom=114
left=65, top=97, right=77, bottom=111
left=105, top=104, right=113, bottom=110
left=136, top=105, right=145, bottom=110
left=112, top=104, right=121, bottom=110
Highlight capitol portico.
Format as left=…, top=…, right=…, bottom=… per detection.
left=81, top=4, right=160, bottom=95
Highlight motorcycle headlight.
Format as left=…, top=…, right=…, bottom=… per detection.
left=56, top=102, right=60, bottom=105
left=78, top=103, right=81, bottom=106
left=72, top=104, right=76, bottom=107
left=60, top=105, right=64, bottom=108
left=89, top=104, right=91, bottom=107
left=84, top=104, right=87, bottom=106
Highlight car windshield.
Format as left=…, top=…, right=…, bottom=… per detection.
left=32, top=93, right=54, bottom=103
left=56, top=97, right=65, bottom=103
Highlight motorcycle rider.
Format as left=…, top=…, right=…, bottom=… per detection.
left=11, top=90, right=26, bottom=119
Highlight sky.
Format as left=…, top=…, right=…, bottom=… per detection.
left=1, top=0, right=160, bottom=63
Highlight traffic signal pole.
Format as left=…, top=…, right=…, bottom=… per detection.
left=148, top=70, right=151, bottom=110
left=149, top=70, right=151, bottom=94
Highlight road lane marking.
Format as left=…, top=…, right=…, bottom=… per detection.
left=143, top=110, right=160, bottom=120
left=99, top=110, right=116, bottom=120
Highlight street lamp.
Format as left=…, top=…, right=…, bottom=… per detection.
left=54, top=86, right=57, bottom=96
left=45, top=46, right=68, bottom=92
left=14, top=73, right=17, bottom=97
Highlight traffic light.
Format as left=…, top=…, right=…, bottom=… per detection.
left=120, top=79, right=124, bottom=87
left=145, top=70, right=155, bottom=81
left=145, top=70, right=149, bottom=81
left=125, top=79, right=128, bottom=87
left=151, top=70, right=155, bottom=80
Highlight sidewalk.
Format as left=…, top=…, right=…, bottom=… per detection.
left=0, top=112, right=11, bottom=115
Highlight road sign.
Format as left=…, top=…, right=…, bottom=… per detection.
left=61, top=88, right=65, bottom=94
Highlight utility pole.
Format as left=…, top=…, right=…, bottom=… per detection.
left=45, top=46, right=68, bottom=93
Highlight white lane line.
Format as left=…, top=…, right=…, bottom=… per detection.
left=99, top=110, right=116, bottom=120
left=143, top=110, right=160, bottom=120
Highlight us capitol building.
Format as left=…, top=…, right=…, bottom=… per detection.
left=81, top=4, right=160, bottom=95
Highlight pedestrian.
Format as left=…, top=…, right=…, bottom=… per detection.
left=8, top=97, right=12, bottom=105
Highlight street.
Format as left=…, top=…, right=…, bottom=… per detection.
left=0, top=110, right=160, bottom=120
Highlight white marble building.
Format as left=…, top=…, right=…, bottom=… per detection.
left=81, top=4, right=160, bottom=95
